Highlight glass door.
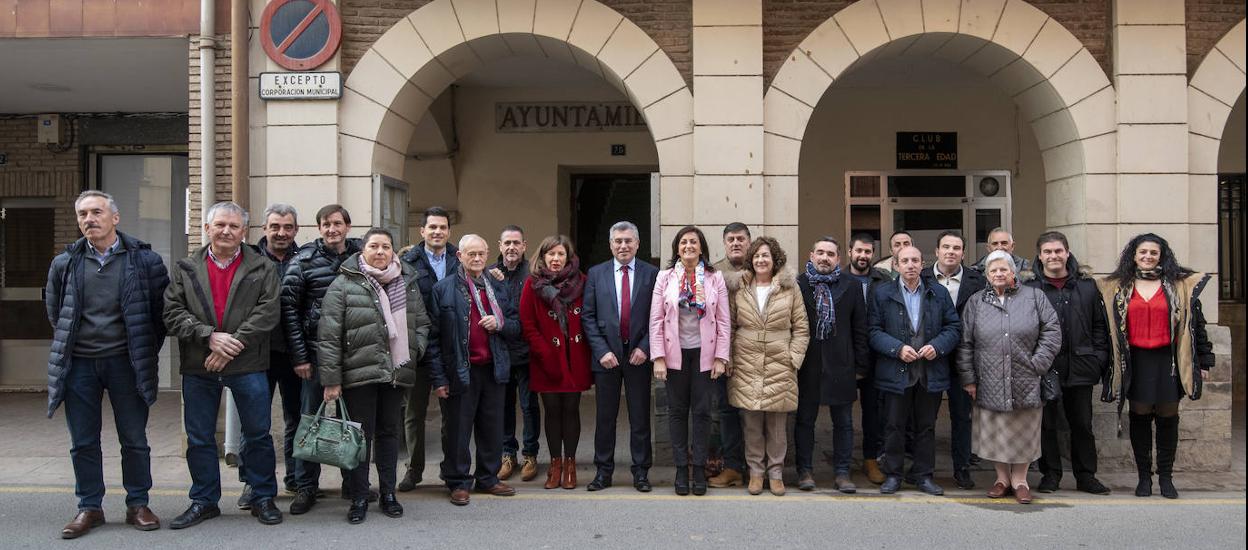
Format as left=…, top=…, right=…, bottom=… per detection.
left=887, top=203, right=967, bottom=265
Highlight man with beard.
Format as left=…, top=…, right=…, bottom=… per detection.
left=794, top=237, right=869, bottom=493
left=398, top=206, right=460, bottom=491
left=843, top=233, right=892, bottom=485
left=920, top=230, right=986, bottom=491
left=488, top=225, right=540, bottom=482
left=282, top=204, right=362, bottom=514
left=707, top=222, right=750, bottom=488
left=1025, top=231, right=1112, bottom=495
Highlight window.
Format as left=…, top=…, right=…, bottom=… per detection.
left=0, top=207, right=55, bottom=288
left=373, top=174, right=409, bottom=245
left=1220, top=173, right=1245, bottom=302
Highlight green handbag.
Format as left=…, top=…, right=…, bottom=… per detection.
left=292, top=397, right=366, bottom=470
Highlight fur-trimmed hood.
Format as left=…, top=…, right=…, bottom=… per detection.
left=724, top=267, right=798, bottom=293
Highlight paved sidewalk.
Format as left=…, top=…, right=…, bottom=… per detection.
left=2, top=391, right=1243, bottom=496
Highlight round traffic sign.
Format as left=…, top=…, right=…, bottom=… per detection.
left=260, top=0, right=343, bottom=71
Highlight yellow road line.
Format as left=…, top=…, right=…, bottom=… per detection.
left=0, top=485, right=1242, bottom=506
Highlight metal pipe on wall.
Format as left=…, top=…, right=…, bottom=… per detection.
left=199, top=0, right=216, bottom=240
left=230, top=0, right=249, bottom=211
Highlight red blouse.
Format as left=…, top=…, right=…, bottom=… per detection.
left=1127, top=287, right=1171, bottom=349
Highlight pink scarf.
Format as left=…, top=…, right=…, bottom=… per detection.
left=359, top=256, right=411, bottom=368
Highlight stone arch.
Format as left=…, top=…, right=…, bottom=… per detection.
left=1188, top=19, right=1246, bottom=218
left=338, top=0, right=694, bottom=220
left=763, top=0, right=1115, bottom=244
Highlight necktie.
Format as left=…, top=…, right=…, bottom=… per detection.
left=619, top=265, right=631, bottom=347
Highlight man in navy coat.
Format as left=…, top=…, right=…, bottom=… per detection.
left=582, top=221, right=659, bottom=492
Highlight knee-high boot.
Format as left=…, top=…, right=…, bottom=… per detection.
left=1154, top=415, right=1180, bottom=499
left=1128, top=412, right=1154, bottom=497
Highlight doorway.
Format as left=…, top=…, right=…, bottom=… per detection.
left=846, top=171, right=1010, bottom=265
left=570, top=173, right=653, bottom=268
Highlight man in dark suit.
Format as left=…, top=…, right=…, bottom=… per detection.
left=582, top=221, right=659, bottom=492
left=920, top=230, right=986, bottom=490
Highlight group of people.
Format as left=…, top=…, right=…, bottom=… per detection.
left=46, top=190, right=1216, bottom=539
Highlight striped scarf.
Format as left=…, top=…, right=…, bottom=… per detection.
left=359, top=256, right=410, bottom=368
left=805, top=261, right=839, bottom=340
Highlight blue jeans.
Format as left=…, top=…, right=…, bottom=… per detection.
left=502, top=362, right=541, bottom=458
left=947, top=385, right=973, bottom=472
left=63, top=354, right=152, bottom=511
left=712, top=375, right=744, bottom=472
left=293, top=376, right=324, bottom=490
left=828, top=403, right=854, bottom=475
left=182, top=372, right=277, bottom=505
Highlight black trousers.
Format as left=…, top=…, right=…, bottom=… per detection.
left=342, top=383, right=405, bottom=500
left=1039, top=384, right=1098, bottom=481
left=882, top=384, right=942, bottom=479
left=793, top=354, right=822, bottom=473
left=541, top=392, right=582, bottom=458
left=666, top=348, right=712, bottom=468
left=593, top=364, right=653, bottom=476
left=857, top=377, right=883, bottom=460
left=440, top=363, right=505, bottom=491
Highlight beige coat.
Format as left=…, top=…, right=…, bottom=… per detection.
left=726, top=269, right=810, bottom=412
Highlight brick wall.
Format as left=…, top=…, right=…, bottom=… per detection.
left=760, top=1, right=1113, bottom=88
left=187, top=34, right=235, bottom=250
left=1186, top=0, right=1246, bottom=77
left=338, top=0, right=693, bottom=86
left=0, top=117, right=83, bottom=254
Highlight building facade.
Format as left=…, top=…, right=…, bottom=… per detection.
left=2, top=0, right=1244, bottom=471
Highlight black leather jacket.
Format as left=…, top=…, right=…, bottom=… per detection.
left=280, top=237, right=362, bottom=365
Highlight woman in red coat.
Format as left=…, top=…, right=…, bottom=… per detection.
left=520, top=234, right=592, bottom=490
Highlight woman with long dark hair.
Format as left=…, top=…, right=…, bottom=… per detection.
left=1098, top=233, right=1215, bottom=499
left=648, top=226, right=731, bottom=495
left=519, top=235, right=592, bottom=490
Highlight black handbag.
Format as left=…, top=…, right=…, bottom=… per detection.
left=1041, top=367, right=1063, bottom=402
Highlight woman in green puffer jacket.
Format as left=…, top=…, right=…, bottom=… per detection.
left=318, top=227, right=431, bottom=524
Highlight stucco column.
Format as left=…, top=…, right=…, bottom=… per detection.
left=251, top=0, right=345, bottom=237
left=689, top=0, right=768, bottom=258
left=1112, top=0, right=1213, bottom=304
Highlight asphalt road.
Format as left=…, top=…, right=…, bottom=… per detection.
left=1, top=485, right=1243, bottom=549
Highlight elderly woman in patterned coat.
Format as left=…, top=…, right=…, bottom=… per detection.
left=956, top=250, right=1061, bottom=504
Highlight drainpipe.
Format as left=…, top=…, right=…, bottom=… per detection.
left=231, top=0, right=248, bottom=211
left=199, top=0, right=216, bottom=242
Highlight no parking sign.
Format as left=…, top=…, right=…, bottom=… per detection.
left=260, top=0, right=342, bottom=71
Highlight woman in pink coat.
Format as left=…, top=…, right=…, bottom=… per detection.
left=649, top=225, right=731, bottom=496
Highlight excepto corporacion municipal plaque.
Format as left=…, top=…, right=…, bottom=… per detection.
left=259, top=72, right=342, bottom=100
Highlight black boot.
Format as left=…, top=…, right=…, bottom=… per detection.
left=691, top=466, right=708, bottom=496
left=1129, top=412, right=1154, bottom=497
left=674, top=466, right=690, bottom=496
left=1155, top=415, right=1180, bottom=499
left=347, top=498, right=368, bottom=524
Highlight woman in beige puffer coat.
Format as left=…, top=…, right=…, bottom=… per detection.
left=726, top=236, right=810, bottom=496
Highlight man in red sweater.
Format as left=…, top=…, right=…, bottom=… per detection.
left=163, top=201, right=282, bottom=528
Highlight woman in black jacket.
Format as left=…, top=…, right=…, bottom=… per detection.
left=1097, top=233, right=1215, bottom=499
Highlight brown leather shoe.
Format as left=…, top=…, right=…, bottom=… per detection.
left=520, top=454, right=539, bottom=482
left=708, top=467, right=743, bottom=488
left=449, top=489, right=470, bottom=506
left=863, top=459, right=886, bottom=485
left=61, top=509, right=105, bottom=539
left=986, top=482, right=1010, bottom=499
left=1014, top=484, right=1033, bottom=504
left=747, top=475, right=764, bottom=495
left=498, top=454, right=515, bottom=480
left=769, top=478, right=786, bottom=496
left=478, top=482, right=517, bottom=496
left=561, top=458, right=577, bottom=490
left=544, top=457, right=563, bottom=490
left=125, top=505, right=161, bottom=531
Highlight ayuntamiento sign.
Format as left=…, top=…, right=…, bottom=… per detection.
left=496, top=102, right=648, bottom=133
